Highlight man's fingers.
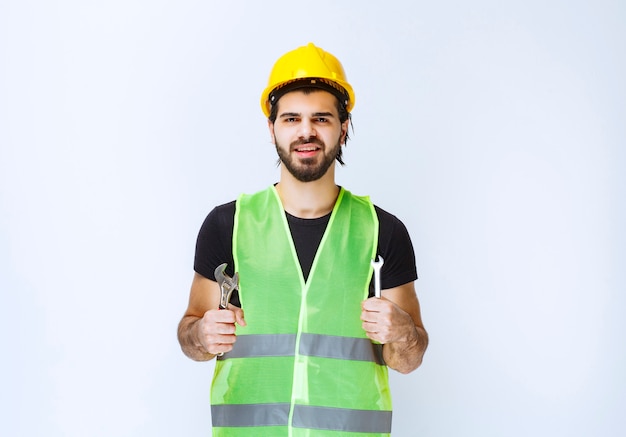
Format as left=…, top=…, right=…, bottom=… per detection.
left=231, top=306, right=247, bottom=326
left=196, top=308, right=244, bottom=354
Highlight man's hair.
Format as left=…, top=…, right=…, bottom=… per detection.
left=268, top=87, right=352, bottom=165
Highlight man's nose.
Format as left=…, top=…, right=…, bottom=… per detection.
left=298, top=119, right=317, bottom=138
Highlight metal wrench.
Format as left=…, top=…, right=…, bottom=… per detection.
left=371, top=255, right=384, bottom=298
left=214, top=263, right=239, bottom=310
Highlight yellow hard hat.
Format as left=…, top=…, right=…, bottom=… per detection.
left=260, top=42, right=355, bottom=117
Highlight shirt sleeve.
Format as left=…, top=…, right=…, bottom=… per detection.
left=374, top=206, right=418, bottom=291
left=193, top=201, right=236, bottom=281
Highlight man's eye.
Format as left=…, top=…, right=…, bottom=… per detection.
left=316, top=117, right=328, bottom=123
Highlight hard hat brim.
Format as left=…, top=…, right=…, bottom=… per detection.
left=263, top=77, right=352, bottom=118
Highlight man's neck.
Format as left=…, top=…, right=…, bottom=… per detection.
left=275, top=170, right=340, bottom=219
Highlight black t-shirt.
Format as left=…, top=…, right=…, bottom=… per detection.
left=194, top=199, right=418, bottom=307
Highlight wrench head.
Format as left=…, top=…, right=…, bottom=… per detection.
left=214, top=262, right=239, bottom=290
left=214, top=263, right=228, bottom=286
left=232, top=272, right=239, bottom=287
left=371, top=255, right=384, bottom=269
left=214, top=263, right=239, bottom=310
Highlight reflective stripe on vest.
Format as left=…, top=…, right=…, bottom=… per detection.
left=212, top=403, right=392, bottom=433
left=216, top=333, right=385, bottom=365
left=211, top=403, right=290, bottom=427
left=211, top=186, right=392, bottom=436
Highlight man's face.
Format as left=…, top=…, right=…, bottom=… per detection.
left=269, top=90, right=348, bottom=182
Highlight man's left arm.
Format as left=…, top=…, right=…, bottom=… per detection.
left=361, top=282, right=428, bottom=374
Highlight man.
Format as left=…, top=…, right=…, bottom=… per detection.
left=178, top=42, right=428, bottom=436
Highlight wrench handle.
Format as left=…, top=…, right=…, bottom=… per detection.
left=219, top=285, right=235, bottom=309
left=374, top=271, right=382, bottom=298
left=216, top=298, right=228, bottom=356
left=371, top=256, right=384, bottom=299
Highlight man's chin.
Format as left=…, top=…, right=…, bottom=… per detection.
left=287, top=164, right=327, bottom=183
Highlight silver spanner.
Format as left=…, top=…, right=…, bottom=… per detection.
left=214, top=263, right=239, bottom=310
left=371, top=255, right=384, bottom=298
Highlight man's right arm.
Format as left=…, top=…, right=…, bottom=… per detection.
left=177, top=272, right=246, bottom=361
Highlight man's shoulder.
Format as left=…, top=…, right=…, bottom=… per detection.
left=373, top=204, right=406, bottom=228
left=213, top=200, right=237, bottom=215
left=201, top=200, right=237, bottom=232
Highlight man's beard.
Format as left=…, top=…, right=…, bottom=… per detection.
left=275, top=137, right=341, bottom=182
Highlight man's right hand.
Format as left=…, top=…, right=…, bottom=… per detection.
left=195, top=306, right=246, bottom=356
left=178, top=273, right=246, bottom=361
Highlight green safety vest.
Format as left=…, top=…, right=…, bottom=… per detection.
left=210, top=186, right=392, bottom=436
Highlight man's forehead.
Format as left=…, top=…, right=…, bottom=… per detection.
left=276, top=89, right=339, bottom=113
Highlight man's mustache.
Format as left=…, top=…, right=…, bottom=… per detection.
left=291, top=137, right=325, bottom=149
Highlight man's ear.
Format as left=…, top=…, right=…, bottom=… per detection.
left=340, top=119, right=349, bottom=145
left=268, top=119, right=276, bottom=144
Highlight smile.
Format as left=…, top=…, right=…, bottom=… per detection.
left=295, top=145, right=320, bottom=152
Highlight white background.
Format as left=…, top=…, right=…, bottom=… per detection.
left=1, top=1, right=624, bottom=436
